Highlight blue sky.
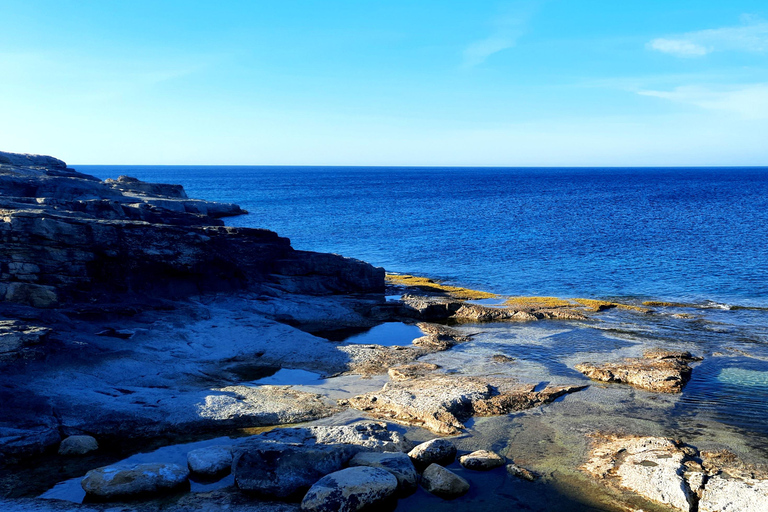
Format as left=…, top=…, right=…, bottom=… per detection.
left=1, top=1, right=767, bottom=165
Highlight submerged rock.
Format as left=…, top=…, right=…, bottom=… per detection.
left=420, top=464, right=470, bottom=499
left=341, top=374, right=586, bottom=434
left=300, top=466, right=398, bottom=512
left=506, top=463, right=537, bottom=481
left=575, top=349, right=702, bottom=393
left=58, top=435, right=98, bottom=456
left=459, top=450, right=505, bottom=471
left=81, top=462, right=189, bottom=499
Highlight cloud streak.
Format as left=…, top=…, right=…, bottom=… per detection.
left=638, top=84, right=768, bottom=119
left=647, top=16, right=768, bottom=57
left=461, top=2, right=537, bottom=68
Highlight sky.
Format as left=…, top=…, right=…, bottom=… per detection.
left=1, top=0, right=767, bottom=166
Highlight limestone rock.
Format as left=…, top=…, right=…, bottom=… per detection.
left=408, top=439, right=457, bottom=469
left=341, top=374, right=586, bottom=434
left=459, top=450, right=505, bottom=471
left=233, top=422, right=409, bottom=499
left=420, top=464, right=470, bottom=499
left=187, top=445, right=233, bottom=477
left=575, top=349, right=702, bottom=393
left=300, top=466, right=398, bottom=512
left=234, top=443, right=358, bottom=499
left=349, top=451, right=419, bottom=495
left=58, top=435, right=98, bottom=456
left=387, top=362, right=441, bottom=381
left=81, top=462, right=189, bottom=499
left=699, top=474, right=768, bottom=512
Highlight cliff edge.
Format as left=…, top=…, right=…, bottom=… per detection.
left=0, top=151, right=384, bottom=308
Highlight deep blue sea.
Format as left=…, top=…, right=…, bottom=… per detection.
left=81, top=165, right=768, bottom=307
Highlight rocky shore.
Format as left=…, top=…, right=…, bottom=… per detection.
left=2, top=151, right=766, bottom=512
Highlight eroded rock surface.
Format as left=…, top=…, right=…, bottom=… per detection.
left=341, top=374, right=586, bottom=434
left=575, top=350, right=702, bottom=393
left=399, top=295, right=588, bottom=323
left=584, top=434, right=768, bottom=512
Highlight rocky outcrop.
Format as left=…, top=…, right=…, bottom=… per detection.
left=584, top=434, right=768, bottom=512
left=341, top=373, right=587, bottom=434
left=0, top=151, right=384, bottom=308
left=575, top=350, right=702, bottom=393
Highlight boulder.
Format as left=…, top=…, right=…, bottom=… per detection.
left=81, top=462, right=189, bottom=499
left=459, top=450, right=505, bottom=471
left=575, top=350, right=702, bottom=393
left=300, top=466, right=398, bottom=512
left=187, top=445, right=233, bottom=477
left=233, top=422, right=409, bottom=499
left=58, top=435, right=98, bottom=456
left=349, top=451, right=418, bottom=495
left=234, top=443, right=358, bottom=499
left=408, top=439, right=457, bottom=470
left=420, top=464, right=470, bottom=499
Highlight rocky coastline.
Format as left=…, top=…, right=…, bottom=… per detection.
left=1, top=151, right=766, bottom=512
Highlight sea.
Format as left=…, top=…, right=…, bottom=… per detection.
left=68, top=165, right=768, bottom=510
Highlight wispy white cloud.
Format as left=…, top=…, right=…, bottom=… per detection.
left=638, top=84, right=768, bottom=119
left=462, top=2, right=538, bottom=68
left=647, top=15, right=768, bottom=57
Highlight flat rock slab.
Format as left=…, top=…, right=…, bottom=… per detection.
left=349, top=451, right=418, bottom=495
left=300, top=466, right=398, bottom=512
left=575, top=349, right=702, bottom=393
left=197, top=385, right=341, bottom=426
left=81, top=462, right=189, bottom=499
left=583, top=434, right=768, bottom=512
left=420, top=464, right=470, bottom=499
left=459, top=450, right=505, bottom=471
left=341, top=374, right=586, bottom=434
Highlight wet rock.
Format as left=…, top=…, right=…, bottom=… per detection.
left=506, top=463, right=537, bottom=481
left=342, top=374, right=586, bottom=435
left=575, top=349, right=702, bottom=393
left=349, top=451, right=419, bottom=496
left=459, top=450, right=505, bottom=471
left=187, top=444, right=233, bottom=477
left=491, top=354, right=516, bottom=363
left=408, top=439, right=457, bottom=469
left=233, top=422, right=409, bottom=499
left=81, top=462, right=189, bottom=499
left=399, top=296, right=537, bottom=323
left=412, top=323, right=471, bottom=349
left=420, top=464, right=470, bottom=499
left=387, top=362, right=441, bottom=381
left=300, top=466, right=398, bottom=512
left=58, top=435, right=98, bottom=456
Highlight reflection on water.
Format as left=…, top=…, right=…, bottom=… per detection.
left=341, top=322, right=424, bottom=346
left=251, top=368, right=325, bottom=386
